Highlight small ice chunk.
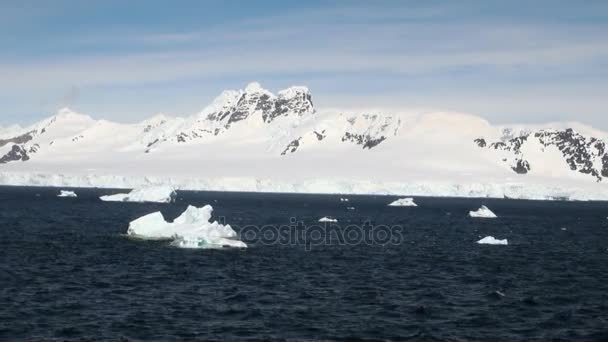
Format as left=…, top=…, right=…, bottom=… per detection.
left=57, top=190, right=77, bottom=198
left=127, top=205, right=246, bottom=249
left=469, top=205, right=497, bottom=218
left=388, top=198, right=417, bottom=207
left=340, top=198, right=349, bottom=202
left=318, top=216, right=338, bottom=223
left=100, top=185, right=176, bottom=203
left=346, top=206, right=355, bottom=210
left=477, top=236, right=508, bottom=245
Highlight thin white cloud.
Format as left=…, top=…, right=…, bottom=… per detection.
left=1, top=1, right=607, bottom=127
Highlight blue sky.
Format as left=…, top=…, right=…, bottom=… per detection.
left=1, top=0, right=607, bottom=128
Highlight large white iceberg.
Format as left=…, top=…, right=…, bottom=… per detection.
left=100, top=185, right=176, bottom=203
left=127, top=205, right=247, bottom=249
left=57, top=190, right=77, bottom=198
left=388, top=197, right=417, bottom=207
left=469, top=205, right=497, bottom=218
left=318, top=216, right=338, bottom=223
left=477, top=236, right=508, bottom=245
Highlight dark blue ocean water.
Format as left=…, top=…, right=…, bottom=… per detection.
left=1, top=186, right=608, bottom=341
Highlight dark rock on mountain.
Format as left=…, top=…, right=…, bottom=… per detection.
left=263, top=89, right=313, bottom=123
left=313, top=130, right=326, bottom=141
left=0, top=145, right=30, bottom=164
left=0, top=131, right=34, bottom=148
left=476, top=128, right=608, bottom=181
left=281, top=138, right=301, bottom=155
left=474, top=138, right=486, bottom=147
left=512, top=159, right=531, bottom=174
left=342, top=132, right=386, bottom=149
left=535, top=129, right=603, bottom=180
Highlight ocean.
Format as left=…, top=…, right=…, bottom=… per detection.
left=1, top=186, right=608, bottom=341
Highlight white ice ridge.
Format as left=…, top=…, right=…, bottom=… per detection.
left=100, top=185, right=176, bottom=203
left=469, top=205, right=497, bottom=218
left=57, top=190, right=77, bottom=198
left=2, top=172, right=608, bottom=202
left=477, top=236, right=508, bottom=245
left=388, top=197, right=417, bottom=207
left=318, top=216, right=338, bottom=223
left=127, top=205, right=247, bottom=249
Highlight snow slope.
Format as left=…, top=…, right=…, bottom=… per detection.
left=2, top=82, right=608, bottom=201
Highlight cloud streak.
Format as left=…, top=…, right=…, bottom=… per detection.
left=0, top=0, right=607, bottom=128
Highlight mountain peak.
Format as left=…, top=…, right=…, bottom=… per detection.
left=53, top=108, right=93, bottom=122
left=57, top=107, right=77, bottom=116
left=278, top=85, right=310, bottom=97
left=244, top=82, right=269, bottom=94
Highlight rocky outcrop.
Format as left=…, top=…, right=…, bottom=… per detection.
left=174, top=83, right=315, bottom=144
left=534, top=129, right=603, bottom=180
left=476, top=128, right=608, bottom=181
left=262, top=87, right=313, bottom=123
left=281, top=138, right=301, bottom=155
left=0, top=131, right=34, bottom=148
left=339, top=113, right=400, bottom=150
left=341, top=132, right=386, bottom=149
left=0, top=145, right=30, bottom=164
left=512, top=159, right=531, bottom=174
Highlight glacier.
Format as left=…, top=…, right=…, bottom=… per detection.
left=2, top=82, right=608, bottom=201
left=127, top=205, right=247, bottom=249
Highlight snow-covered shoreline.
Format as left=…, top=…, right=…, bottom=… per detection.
left=2, top=171, right=607, bottom=201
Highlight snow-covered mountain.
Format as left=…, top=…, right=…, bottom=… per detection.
left=2, top=82, right=608, bottom=201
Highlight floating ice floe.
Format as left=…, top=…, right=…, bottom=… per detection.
left=100, top=185, right=176, bottom=203
left=340, top=198, right=349, bottom=202
left=57, top=190, right=77, bottom=198
left=477, top=236, right=508, bottom=245
left=346, top=206, right=355, bottom=210
left=318, top=216, right=338, bottom=223
left=388, top=197, right=417, bottom=207
left=469, top=205, right=497, bottom=218
left=127, top=205, right=246, bottom=249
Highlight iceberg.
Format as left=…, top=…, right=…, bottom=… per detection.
left=100, top=185, right=176, bottom=203
left=477, top=236, right=508, bottom=245
left=57, top=190, right=77, bottom=198
left=318, top=216, right=338, bottom=223
left=388, top=197, right=417, bottom=207
left=127, top=205, right=246, bottom=249
left=469, top=205, right=497, bottom=218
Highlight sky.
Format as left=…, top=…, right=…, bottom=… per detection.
left=1, top=0, right=607, bottom=128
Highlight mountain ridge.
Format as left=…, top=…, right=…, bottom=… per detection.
left=1, top=82, right=608, bottom=200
